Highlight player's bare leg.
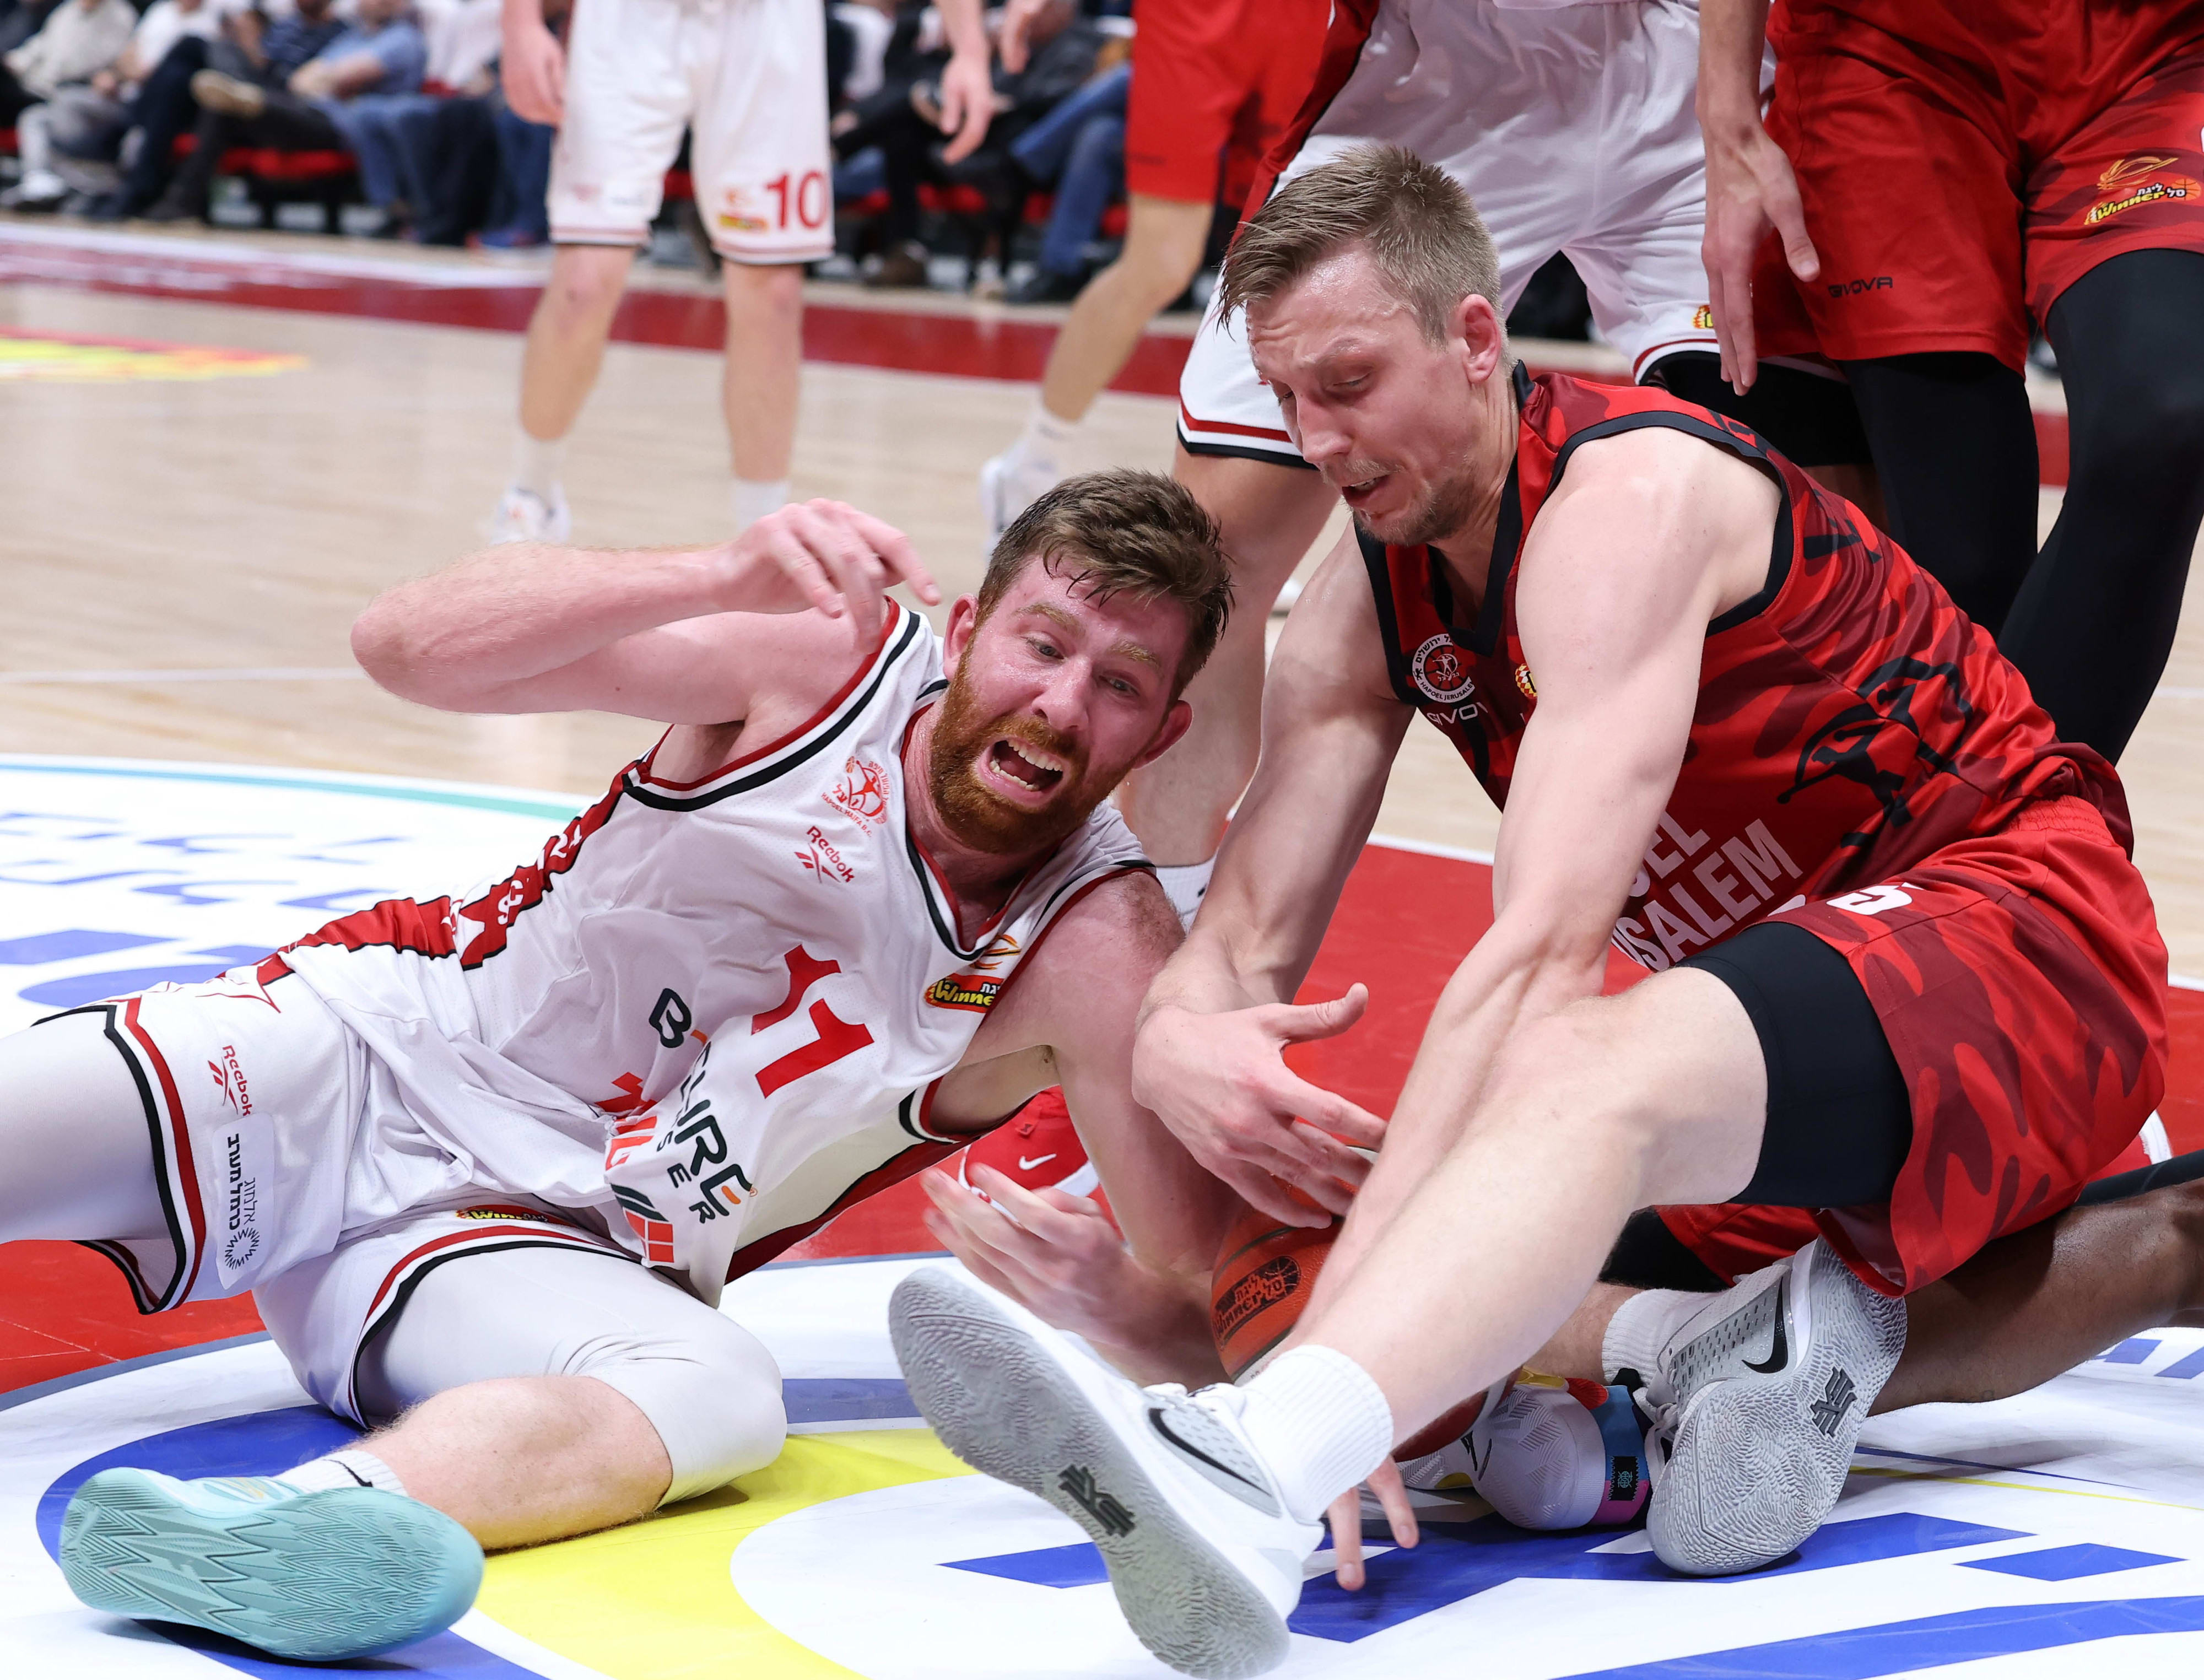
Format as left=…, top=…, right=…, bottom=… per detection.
left=1115, top=449, right=1335, bottom=892
left=495, top=244, right=639, bottom=543
left=982, top=195, right=1214, bottom=540
left=355, top=1377, right=673, bottom=1549
left=721, top=260, right=804, bottom=530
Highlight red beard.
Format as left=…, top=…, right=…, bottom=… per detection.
left=924, top=676, right=1103, bottom=857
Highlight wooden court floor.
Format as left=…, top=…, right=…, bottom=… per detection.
left=4, top=237, right=2204, bottom=974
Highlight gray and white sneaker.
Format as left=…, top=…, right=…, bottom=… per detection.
left=890, top=1265, right=1319, bottom=1679
left=488, top=482, right=571, bottom=545
left=1639, top=1239, right=1905, bottom=1575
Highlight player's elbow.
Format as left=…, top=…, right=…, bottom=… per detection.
left=350, top=590, right=467, bottom=706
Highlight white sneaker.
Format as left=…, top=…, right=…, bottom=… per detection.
left=890, top=1265, right=1318, bottom=1679
left=979, top=451, right=1058, bottom=550
left=1639, top=1239, right=1906, bottom=1575
left=488, top=482, right=571, bottom=545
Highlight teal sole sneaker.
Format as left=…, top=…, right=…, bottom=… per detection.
left=59, top=1469, right=485, bottom=1660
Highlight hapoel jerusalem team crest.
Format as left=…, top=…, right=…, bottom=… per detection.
left=1408, top=634, right=1475, bottom=707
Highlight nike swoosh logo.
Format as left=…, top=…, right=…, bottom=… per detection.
left=1148, top=1408, right=1263, bottom=1492
left=1018, top=1153, right=1057, bottom=1171
left=1743, top=1279, right=1789, bottom=1374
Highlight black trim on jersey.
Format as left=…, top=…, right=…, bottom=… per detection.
left=1355, top=526, right=1418, bottom=709
left=896, top=1087, right=958, bottom=1145
left=1176, top=435, right=1319, bottom=470
left=51, top=1002, right=191, bottom=1315
left=347, top=1235, right=636, bottom=1420
left=1543, top=410, right=1795, bottom=637
left=623, top=609, right=926, bottom=812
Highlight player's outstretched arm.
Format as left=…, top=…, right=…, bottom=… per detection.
left=1305, top=429, right=1779, bottom=1315
left=351, top=500, right=939, bottom=723
left=1697, top=0, right=1817, bottom=392
left=1131, top=531, right=1407, bottom=1225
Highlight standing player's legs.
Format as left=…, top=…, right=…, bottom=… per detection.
left=2004, top=250, right=2204, bottom=758
left=495, top=0, right=691, bottom=543
left=1836, top=353, right=2041, bottom=635
left=980, top=0, right=1330, bottom=541
left=690, top=0, right=831, bottom=532
left=1111, top=445, right=1334, bottom=883
left=981, top=191, right=1218, bottom=541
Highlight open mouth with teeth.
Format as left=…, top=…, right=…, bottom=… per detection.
left=979, top=736, right=1068, bottom=803
left=1337, top=471, right=1392, bottom=510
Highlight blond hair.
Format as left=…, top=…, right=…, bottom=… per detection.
left=1219, top=144, right=1505, bottom=345
left=980, top=469, right=1231, bottom=692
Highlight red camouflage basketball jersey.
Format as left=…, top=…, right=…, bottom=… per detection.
left=1362, top=366, right=2132, bottom=971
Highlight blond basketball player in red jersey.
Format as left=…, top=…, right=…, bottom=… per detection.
left=887, top=149, right=2170, bottom=1679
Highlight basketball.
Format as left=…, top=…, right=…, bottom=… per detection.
left=1210, top=1207, right=1338, bottom=1379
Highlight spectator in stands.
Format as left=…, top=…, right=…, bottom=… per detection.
left=331, top=0, right=498, bottom=235
left=3, top=0, right=196, bottom=209
left=146, top=0, right=425, bottom=223
left=470, top=90, right=552, bottom=247
left=0, top=0, right=67, bottom=85
left=89, top=0, right=348, bottom=220
left=1000, top=53, right=1125, bottom=302
left=836, top=0, right=1104, bottom=289
left=0, top=0, right=126, bottom=141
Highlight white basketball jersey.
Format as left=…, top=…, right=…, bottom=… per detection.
left=274, top=604, right=1150, bottom=1287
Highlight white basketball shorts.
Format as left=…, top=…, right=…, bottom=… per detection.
left=548, top=0, right=833, bottom=263
left=1178, top=0, right=1720, bottom=464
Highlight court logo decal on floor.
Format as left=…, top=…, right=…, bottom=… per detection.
left=0, top=328, right=304, bottom=383
left=6, top=757, right=2204, bottom=1676
left=12, top=1320, right=2204, bottom=1679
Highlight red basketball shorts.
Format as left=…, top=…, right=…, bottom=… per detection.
left=1661, top=795, right=2168, bottom=1297
left=1123, top=0, right=1328, bottom=207
left=1753, top=0, right=2204, bottom=370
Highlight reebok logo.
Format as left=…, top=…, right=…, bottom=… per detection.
left=1812, top=1368, right=1858, bottom=1436
left=1057, top=1465, right=1135, bottom=1536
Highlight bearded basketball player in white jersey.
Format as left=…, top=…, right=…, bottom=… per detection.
left=487, top=0, right=993, bottom=544
left=13, top=472, right=1274, bottom=1662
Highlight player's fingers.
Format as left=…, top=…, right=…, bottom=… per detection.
left=543, top=39, right=565, bottom=123
left=969, top=1165, right=1096, bottom=1246
left=925, top=1211, right=1028, bottom=1305
left=1267, top=982, right=1369, bottom=1044
left=790, top=503, right=882, bottom=639
left=760, top=520, right=844, bottom=617
left=1766, top=170, right=1821, bottom=284
left=1326, top=1488, right=1368, bottom=1590
left=846, top=508, right=941, bottom=603
left=1283, top=1077, right=1387, bottom=1152
left=1368, top=1459, right=1419, bottom=1550
left=1227, top=1157, right=1332, bottom=1228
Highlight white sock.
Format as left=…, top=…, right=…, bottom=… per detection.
left=1601, top=1288, right=1714, bottom=1386
left=1233, top=1345, right=1394, bottom=1524
left=278, top=1446, right=408, bottom=1497
left=1153, top=857, right=1215, bottom=930
left=512, top=431, right=566, bottom=500
left=732, top=477, right=791, bottom=533
left=1005, top=403, right=1080, bottom=481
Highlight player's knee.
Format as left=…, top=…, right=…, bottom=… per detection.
left=2077, top=369, right=2204, bottom=483
left=724, top=260, right=804, bottom=323
left=1484, top=1003, right=1654, bottom=1146
left=580, top=1312, right=788, bottom=1506
left=2146, top=1178, right=2204, bottom=1314
left=538, top=252, right=630, bottom=327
